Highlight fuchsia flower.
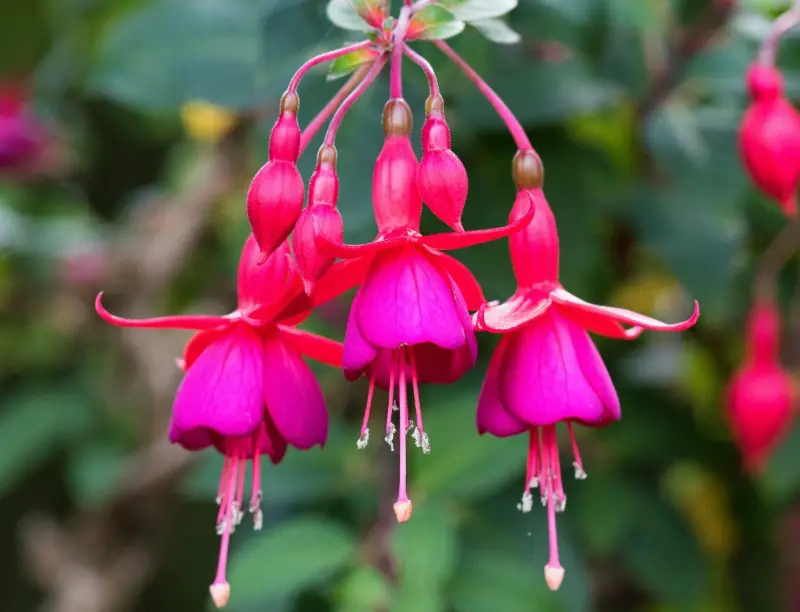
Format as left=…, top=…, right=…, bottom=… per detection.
left=475, top=150, right=700, bottom=591
left=96, top=236, right=343, bottom=608
left=317, top=98, right=534, bottom=522
left=0, top=80, right=47, bottom=175
left=740, top=63, right=800, bottom=217
left=726, top=300, right=796, bottom=473
left=247, top=92, right=305, bottom=259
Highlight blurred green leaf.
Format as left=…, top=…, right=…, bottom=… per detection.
left=335, top=565, right=391, bottom=612
left=762, top=421, right=800, bottom=504
left=327, top=0, right=372, bottom=31
left=470, top=18, right=521, bottom=44
left=227, top=517, right=358, bottom=607
left=0, top=388, right=88, bottom=495
left=410, top=386, right=523, bottom=500
left=67, top=444, right=128, bottom=508
left=328, top=48, right=378, bottom=81
left=391, top=500, right=458, bottom=587
left=410, top=5, right=465, bottom=40
left=440, top=0, right=518, bottom=21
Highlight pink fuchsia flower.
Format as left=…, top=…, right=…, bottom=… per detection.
left=476, top=150, right=699, bottom=591
left=726, top=300, right=796, bottom=473
left=739, top=63, right=800, bottom=217
left=315, top=99, right=534, bottom=523
left=247, top=92, right=305, bottom=260
left=96, top=237, right=343, bottom=609
left=0, top=80, right=47, bottom=175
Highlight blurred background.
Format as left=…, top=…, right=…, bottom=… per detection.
left=2, top=0, right=800, bottom=610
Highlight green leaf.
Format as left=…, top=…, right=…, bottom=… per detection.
left=0, top=388, right=88, bottom=495
left=328, top=48, right=378, bottom=81
left=391, top=501, right=458, bottom=587
left=227, top=517, right=358, bottom=606
left=470, top=18, right=521, bottom=44
left=762, top=421, right=800, bottom=504
left=326, top=0, right=372, bottom=31
left=68, top=445, right=129, bottom=508
left=440, top=0, right=518, bottom=21
left=409, top=5, right=465, bottom=40
left=410, top=386, right=523, bottom=500
left=334, top=566, right=391, bottom=612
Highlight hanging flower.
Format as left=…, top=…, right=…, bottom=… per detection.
left=726, top=300, right=796, bottom=473
left=96, top=237, right=343, bottom=608
left=476, top=150, right=699, bottom=591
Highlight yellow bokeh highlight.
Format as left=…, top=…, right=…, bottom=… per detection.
left=180, top=100, right=237, bottom=143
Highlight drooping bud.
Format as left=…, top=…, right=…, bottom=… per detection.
left=507, top=151, right=557, bottom=287
left=417, top=94, right=468, bottom=231
left=293, top=145, right=344, bottom=294
left=726, top=300, right=796, bottom=473
left=739, top=63, right=800, bottom=217
left=373, top=99, right=422, bottom=233
left=237, top=237, right=295, bottom=312
left=247, top=92, right=305, bottom=259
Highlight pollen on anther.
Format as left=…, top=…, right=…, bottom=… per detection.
left=421, top=432, right=431, bottom=454
left=357, top=428, right=370, bottom=450
left=573, top=462, right=587, bottom=480
left=385, top=422, right=396, bottom=451
left=517, top=491, right=534, bottom=513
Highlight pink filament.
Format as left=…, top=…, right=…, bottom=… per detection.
left=408, top=347, right=425, bottom=435
left=397, top=350, right=410, bottom=503
left=361, top=373, right=376, bottom=436
left=567, top=422, right=583, bottom=472
left=542, top=426, right=561, bottom=570
left=386, top=352, right=397, bottom=434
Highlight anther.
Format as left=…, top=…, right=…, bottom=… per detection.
left=517, top=491, right=534, bottom=513
left=421, top=432, right=431, bottom=454
left=385, top=423, right=396, bottom=451
left=573, top=462, right=587, bottom=480
left=357, top=429, right=370, bottom=449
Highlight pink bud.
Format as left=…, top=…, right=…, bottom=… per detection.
left=373, top=135, right=422, bottom=233
left=417, top=114, right=468, bottom=231
left=726, top=301, right=796, bottom=473
left=293, top=204, right=343, bottom=294
left=247, top=94, right=304, bottom=259
left=740, top=63, right=800, bottom=217
left=237, top=236, right=294, bottom=311
left=508, top=188, right=559, bottom=288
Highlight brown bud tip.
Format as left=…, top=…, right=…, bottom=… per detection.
left=512, top=149, right=544, bottom=189
left=383, top=98, right=413, bottom=136
left=544, top=565, right=564, bottom=591
left=393, top=499, right=413, bottom=523
left=425, top=94, right=445, bottom=117
left=317, top=144, right=337, bottom=167
left=210, top=582, right=230, bottom=608
left=280, top=91, right=299, bottom=115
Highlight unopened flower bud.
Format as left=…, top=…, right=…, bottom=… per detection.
left=247, top=93, right=305, bottom=259
left=417, top=97, right=468, bottom=231
left=373, top=116, right=422, bottom=232
left=726, top=300, right=796, bottom=473
left=740, top=63, right=800, bottom=217
left=293, top=150, right=344, bottom=294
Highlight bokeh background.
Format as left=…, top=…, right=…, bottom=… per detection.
left=2, top=0, right=800, bottom=610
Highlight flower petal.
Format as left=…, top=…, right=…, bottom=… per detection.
left=356, top=246, right=466, bottom=351
left=277, top=325, right=344, bottom=368
left=419, top=196, right=534, bottom=251
left=181, top=328, right=232, bottom=371
left=551, top=287, right=699, bottom=335
left=424, top=247, right=486, bottom=311
left=477, top=336, right=528, bottom=437
left=169, top=326, right=265, bottom=445
left=262, top=333, right=328, bottom=449
left=96, top=292, right=229, bottom=330
left=343, top=289, right=378, bottom=381
left=499, top=311, right=610, bottom=427
left=476, top=289, right=552, bottom=333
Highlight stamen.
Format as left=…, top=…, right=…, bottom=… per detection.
left=543, top=426, right=564, bottom=591
left=216, top=455, right=231, bottom=505
left=567, top=422, right=587, bottom=479
left=358, top=373, right=376, bottom=449
left=210, top=457, right=238, bottom=607
left=526, top=429, right=540, bottom=490
left=385, top=353, right=396, bottom=434
left=548, top=429, right=566, bottom=513
left=249, top=440, right=263, bottom=531
left=516, top=490, right=534, bottom=513
left=385, top=422, right=396, bottom=451
left=406, top=419, right=414, bottom=434
left=408, top=347, right=427, bottom=445
left=394, top=348, right=413, bottom=523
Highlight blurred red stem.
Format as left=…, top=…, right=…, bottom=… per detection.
left=759, top=0, right=800, bottom=66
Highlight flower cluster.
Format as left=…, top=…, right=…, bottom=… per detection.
left=730, top=3, right=800, bottom=471
left=96, top=1, right=699, bottom=607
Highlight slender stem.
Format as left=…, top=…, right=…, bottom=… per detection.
left=390, top=6, right=411, bottom=98
left=759, top=0, right=800, bottom=65
left=322, top=55, right=388, bottom=148
left=299, top=64, right=369, bottom=156
left=434, top=40, right=533, bottom=151
left=754, top=215, right=800, bottom=302
left=288, top=40, right=374, bottom=93
left=404, top=45, right=440, bottom=97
